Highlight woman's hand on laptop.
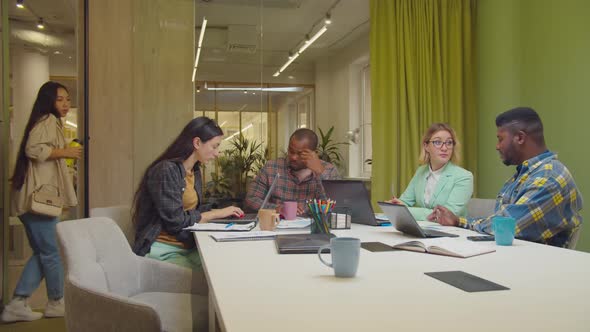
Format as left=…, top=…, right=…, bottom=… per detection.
left=386, top=197, right=405, bottom=205
left=203, top=206, right=244, bottom=222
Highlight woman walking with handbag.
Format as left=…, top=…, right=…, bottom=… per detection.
left=1, top=82, right=81, bottom=323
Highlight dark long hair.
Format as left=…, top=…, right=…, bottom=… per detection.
left=11, top=81, right=67, bottom=190
left=132, top=117, right=223, bottom=227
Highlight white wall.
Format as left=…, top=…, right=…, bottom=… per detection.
left=10, top=48, right=50, bottom=168
left=314, top=32, right=369, bottom=176
left=49, top=54, right=76, bottom=77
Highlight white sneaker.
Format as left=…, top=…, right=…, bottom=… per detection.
left=44, top=298, right=65, bottom=318
left=1, top=297, right=43, bottom=322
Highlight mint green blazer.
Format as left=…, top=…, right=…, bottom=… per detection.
left=399, top=162, right=473, bottom=220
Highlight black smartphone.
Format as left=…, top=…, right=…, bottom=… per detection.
left=467, top=235, right=495, bottom=242
left=361, top=242, right=397, bottom=252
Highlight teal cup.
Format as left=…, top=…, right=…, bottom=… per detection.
left=492, top=216, right=516, bottom=246
left=317, top=237, right=360, bottom=278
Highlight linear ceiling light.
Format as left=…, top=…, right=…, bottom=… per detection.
left=298, top=26, right=327, bottom=54
left=205, top=86, right=304, bottom=92
left=274, top=25, right=328, bottom=77
left=192, top=17, right=207, bottom=82
left=224, top=123, right=253, bottom=141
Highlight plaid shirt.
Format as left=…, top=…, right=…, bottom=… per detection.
left=133, top=160, right=208, bottom=256
left=459, top=151, right=583, bottom=247
left=244, top=158, right=340, bottom=211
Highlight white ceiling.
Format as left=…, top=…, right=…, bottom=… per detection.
left=8, top=0, right=76, bottom=55
left=9, top=0, right=76, bottom=34
left=7, top=0, right=369, bottom=82
left=196, top=0, right=369, bottom=78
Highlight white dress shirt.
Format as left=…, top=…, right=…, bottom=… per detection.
left=423, top=165, right=444, bottom=206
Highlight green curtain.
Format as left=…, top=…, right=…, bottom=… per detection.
left=369, top=0, right=478, bottom=206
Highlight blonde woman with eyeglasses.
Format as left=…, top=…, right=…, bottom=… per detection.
left=386, top=123, right=473, bottom=220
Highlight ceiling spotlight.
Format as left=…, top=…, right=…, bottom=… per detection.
left=37, top=18, right=45, bottom=29
left=325, top=13, right=332, bottom=25
left=243, top=90, right=248, bottom=94
left=197, top=86, right=201, bottom=93
left=288, top=51, right=294, bottom=59
left=16, top=0, right=24, bottom=9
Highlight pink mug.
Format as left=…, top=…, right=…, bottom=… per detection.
left=281, top=201, right=297, bottom=220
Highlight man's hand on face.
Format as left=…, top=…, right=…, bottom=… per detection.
left=300, top=149, right=325, bottom=175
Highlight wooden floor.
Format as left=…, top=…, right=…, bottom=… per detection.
left=0, top=317, right=66, bottom=332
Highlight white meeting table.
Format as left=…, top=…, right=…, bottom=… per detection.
left=195, top=222, right=590, bottom=332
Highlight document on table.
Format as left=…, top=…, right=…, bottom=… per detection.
left=184, top=222, right=256, bottom=232
left=276, top=218, right=312, bottom=229
left=210, top=231, right=277, bottom=242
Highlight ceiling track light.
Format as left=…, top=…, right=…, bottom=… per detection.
left=274, top=23, right=328, bottom=77
left=192, top=17, right=208, bottom=82
left=37, top=18, right=45, bottom=30
left=16, top=0, right=24, bottom=9
left=325, top=13, right=332, bottom=25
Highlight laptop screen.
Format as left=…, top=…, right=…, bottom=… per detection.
left=322, top=180, right=379, bottom=225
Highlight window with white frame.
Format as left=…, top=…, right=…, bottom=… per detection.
left=361, top=64, right=372, bottom=177
left=348, top=60, right=372, bottom=179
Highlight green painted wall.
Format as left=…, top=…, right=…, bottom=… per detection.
left=477, top=0, right=590, bottom=251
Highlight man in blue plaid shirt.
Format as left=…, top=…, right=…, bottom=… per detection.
left=432, top=107, right=583, bottom=247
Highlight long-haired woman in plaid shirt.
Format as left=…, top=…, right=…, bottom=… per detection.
left=132, top=117, right=244, bottom=270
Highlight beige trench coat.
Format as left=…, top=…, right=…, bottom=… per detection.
left=11, top=115, right=78, bottom=216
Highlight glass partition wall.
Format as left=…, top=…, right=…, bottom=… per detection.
left=195, top=80, right=313, bottom=207
left=194, top=0, right=317, bottom=208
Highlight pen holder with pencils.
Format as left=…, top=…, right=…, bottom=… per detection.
left=307, top=199, right=334, bottom=235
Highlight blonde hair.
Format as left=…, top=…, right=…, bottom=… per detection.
left=418, top=123, right=461, bottom=165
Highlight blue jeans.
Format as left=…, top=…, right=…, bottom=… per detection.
left=14, top=213, right=64, bottom=300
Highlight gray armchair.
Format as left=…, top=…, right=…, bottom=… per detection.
left=466, top=198, right=496, bottom=219
left=90, top=205, right=134, bottom=247
left=56, top=217, right=208, bottom=332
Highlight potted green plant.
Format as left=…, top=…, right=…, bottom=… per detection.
left=317, top=126, right=349, bottom=169
left=205, top=134, right=267, bottom=208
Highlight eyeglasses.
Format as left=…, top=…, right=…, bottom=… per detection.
left=428, top=140, right=455, bottom=149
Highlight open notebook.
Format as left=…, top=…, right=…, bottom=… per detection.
left=392, top=237, right=495, bottom=258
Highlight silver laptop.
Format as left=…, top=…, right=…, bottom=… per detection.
left=377, top=201, right=458, bottom=238
left=209, top=173, right=280, bottom=224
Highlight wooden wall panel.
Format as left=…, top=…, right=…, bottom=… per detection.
left=132, top=0, right=194, bottom=188
left=88, top=0, right=194, bottom=208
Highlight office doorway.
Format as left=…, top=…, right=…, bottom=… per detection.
left=1, top=0, right=85, bottom=310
